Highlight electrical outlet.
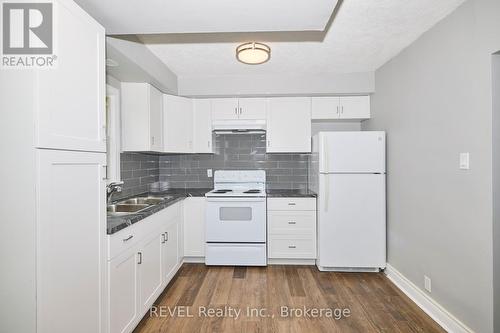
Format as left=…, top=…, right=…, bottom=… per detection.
left=207, top=169, right=213, bottom=178
left=424, top=275, right=432, bottom=293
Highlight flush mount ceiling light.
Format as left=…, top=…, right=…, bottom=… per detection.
left=236, top=42, right=271, bottom=65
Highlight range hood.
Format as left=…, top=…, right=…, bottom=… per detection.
left=212, top=119, right=266, bottom=134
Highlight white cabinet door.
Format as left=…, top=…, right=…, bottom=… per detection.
left=35, top=0, right=105, bottom=152
left=121, top=83, right=164, bottom=152
left=211, top=98, right=239, bottom=120
left=37, top=149, right=106, bottom=333
left=311, top=97, right=340, bottom=120
left=339, top=96, right=370, bottom=119
left=183, top=197, right=206, bottom=257
left=108, top=249, right=139, bottom=333
left=193, top=99, right=214, bottom=153
left=149, top=85, right=164, bottom=151
left=162, top=221, right=179, bottom=284
left=266, top=97, right=311, bottom=153
left=138, top=233, right=163, bottom=314
left=238, top=98, right=267, bottom=120
left=163, top=95, right=193, bottom=153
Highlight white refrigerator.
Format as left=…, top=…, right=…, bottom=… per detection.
left=310, top=131, right=386, bottom=271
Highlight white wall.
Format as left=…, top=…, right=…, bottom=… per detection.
left=178, top=71, right=374, bottom=97
left=311, top=121, right=361, bottom=136
left=106, top=37, right=178, bottom=94
left=363, top=0, right=500, bottom=332
left=493, top=53, right=500, bottom=333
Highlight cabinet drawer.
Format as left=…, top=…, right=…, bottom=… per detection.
left=108, top=225, right=142, bottom=260
left=267, top=198, right=316, bottom=211
left=268, top=211, right=316, bottom=235
left=268, top=236, right=316, bottom=259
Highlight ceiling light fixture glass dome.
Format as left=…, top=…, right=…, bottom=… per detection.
left=236, top=42, right=271, bottom=65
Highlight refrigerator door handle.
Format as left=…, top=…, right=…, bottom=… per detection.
left=322, top=136, right=328, bottom=172
left=324, top=174, right=329, bottom=212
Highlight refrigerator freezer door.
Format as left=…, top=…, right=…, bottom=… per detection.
left=317, top=173, right=386, bottom=269
left=318, top=132, right=385, bottom=173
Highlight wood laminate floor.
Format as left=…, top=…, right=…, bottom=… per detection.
left=134, top=264, right=445, bottom=333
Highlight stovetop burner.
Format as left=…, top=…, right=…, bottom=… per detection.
left=212, top=189, right=233, bottom=194
left=243, top=189, right=261, bottom=194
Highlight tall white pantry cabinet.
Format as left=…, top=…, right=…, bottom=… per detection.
left=0, top=1, right=107, bottom=333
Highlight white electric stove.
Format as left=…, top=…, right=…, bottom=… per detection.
left=205, top=170, right=267, bottom=266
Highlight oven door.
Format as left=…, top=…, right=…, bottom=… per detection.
left=206, top=197, right=266, bottom=243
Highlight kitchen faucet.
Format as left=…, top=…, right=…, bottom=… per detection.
left=107, top=181, right=124, bottom=204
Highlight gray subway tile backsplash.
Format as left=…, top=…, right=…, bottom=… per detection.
left=159, top=134, right=309, bottom=190
left=119, top=134, right=310, bottom=196
left=118, top=152, right=160, bottom=199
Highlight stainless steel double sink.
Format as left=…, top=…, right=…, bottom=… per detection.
left=107, top=196, right=174, bottom=217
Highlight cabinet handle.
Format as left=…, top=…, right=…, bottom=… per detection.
left=137, top=252, right=142, bottom=265
left=288, top=221, right=296, bottom=225
left=288, top=202, right=296, bottom=206
left=267, top=140, right=270, bottom=147
left=161, top=233, right=166, bottom=244
left=123, top=235, right=133, bottom=242
left=288, top=245, right=297, bottom=249
left=239, top=107, right=242, bottom=115
left=151, top=136, right=155, bottom=145
left=341, top=106, right=344, bottom=114
left=208, top=140, right=210, bottom=148
left=165, top=232, right=169, bottom=242
left=235, top=107, right=237, bottom=115
left=336, top=106, right=339, bottom=115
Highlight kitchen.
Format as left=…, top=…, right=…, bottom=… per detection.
left=1, top=1, right=499, bottom=333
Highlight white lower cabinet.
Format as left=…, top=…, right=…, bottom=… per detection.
left=138, top=233, right=164, bottom=313
left=108, top=250, right=139, bottom=333
left=162, top=216, right=180, bottom=283
left=267, top=197, right=317, bottom=259
left=108, top=202, right=183, bottom=333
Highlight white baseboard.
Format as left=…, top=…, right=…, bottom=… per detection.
left=384, top=264, right=473, bottom=333
left=182, top=256, right=205, bottom=263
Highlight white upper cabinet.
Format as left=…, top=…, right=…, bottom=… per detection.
left=121, top=83, right=163, bottom=152
left=311, top=97, right=340, bottom=119
left=211, top=98, right=239, bottom=120
left=339, top=96, right=370, bottom=119
left=266, top=97, right=312, bottom=153
left=35, top=0, right=105, bottom=152
left=238, top=98, right=267, bottom=120
left=163, top=95, right=194, bottom=153
left=211, top=98, right=266, bottom=120
left=311, top=96, right=370, bottom=120
left=192, top=99, right=214, bottom=153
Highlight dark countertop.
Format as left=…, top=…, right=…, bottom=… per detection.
left=108, top=188, right=316, bottom=235
left=107, top=188, right=211, bottom=235
left=266, top=189, right=317, bottom=198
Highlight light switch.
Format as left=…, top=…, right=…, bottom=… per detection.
left=207, top=169, right=213, bottom=178
left=459, top=153, right=470, bottom=170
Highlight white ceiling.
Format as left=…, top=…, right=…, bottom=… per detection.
left=142, top=0, right=466, bottom=77
left=75, top=0, right=338, bottom=35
